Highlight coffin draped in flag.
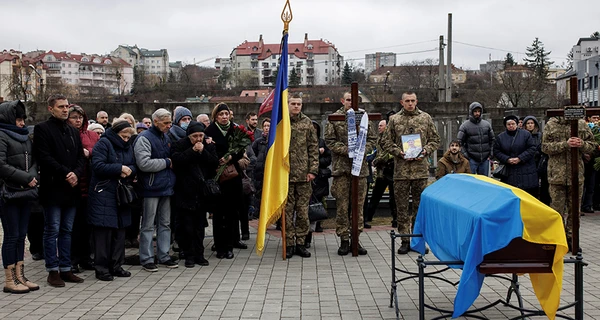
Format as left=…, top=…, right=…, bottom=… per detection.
left=412, top=174, right=568, bottom=319
left=255, top=32, right=291, bottom=255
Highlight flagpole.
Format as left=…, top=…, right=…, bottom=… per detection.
left=279, top=0, right=292, bottom=261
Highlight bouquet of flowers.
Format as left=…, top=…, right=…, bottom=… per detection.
left=214, top=125, right=255, bottom=181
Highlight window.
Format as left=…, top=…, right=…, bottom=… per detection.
left=238, top=63, right=240, bottom=67
left=325, top=69, right=328, bottom=74
left=325, top=77, right=328, bottom=82
left=271, top=63, right=276, bottom=67
left=289, top=54, right=294, bottom=59
left=68, top=71, right=71, bottom=75
left=251, top=62, right=258, bottom=69
left=68, top=64, right=71, bottom=68
left=62, top=63, right=65, bottom=67
left=325, top=61, right=328, bottom=65
left=272, top=54, right=277, bottom=60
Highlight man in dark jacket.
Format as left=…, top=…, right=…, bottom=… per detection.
left=33, top=94, right=85, bottom=287
left=134, top=108, right=177, bottom=272
left=171, top=121, right=219, bottom=268
left=457, top=102, right=495, bottom=176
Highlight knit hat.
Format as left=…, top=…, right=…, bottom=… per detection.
left=15, top=102, right=27, bottom=120
left=186, top=121, right=205, bottom=136
left=112, top=120, right=131, bottom=133
left=174, top=106, right=193, bottom=125
left=88, top=123, right=105, bottom=133
left=503, top=115, right=519, bottom=127
left=136, top=122, right=147, bottom=130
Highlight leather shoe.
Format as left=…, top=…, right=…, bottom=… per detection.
left=96, top=272, right=114, bottom=281
left=397, top=241, right=410, bottom=255
left=241, top=233, right=250, bottom=241
left=31, top=253, right=44, bottom=261
left=582, top=207, right=593, bottom=214
left=225, top=251, right=234, bottom=259
left=195, top=257, right=209, bottom=266
left=47, top=271, right=65, bottom=287
left=391, top=221, right=398, bottom=228
left=294, top=245, right=311, bottom=258
left=80, top=261, right=95, bottom=271
left=364, top=223, right=372, bottom=229
left=111, top=268, right=131, bottom=277
left=211, top=244, right=217, bottom=251
left=233, top=241, right=248, bottom=249
left=216, top=252, right=226, bottom=259
left=60, top=271, right=84, bottom=283
left=185, top=257, right=195, bottom=268
left=285, top=246, right=294, bottom=259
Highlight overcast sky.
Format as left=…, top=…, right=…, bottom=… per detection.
left=2, top=0, right=598, bottom=70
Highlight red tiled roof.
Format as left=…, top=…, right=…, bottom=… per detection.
left=234, top=39, right=335, bottom=60
left=239, top=89, right=270, bottom=97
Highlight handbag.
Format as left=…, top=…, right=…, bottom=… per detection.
left=0, top=182, right=38, bottom=201
left=308, top=195, right=328, bottom=222
left=219, top=164, right=239, bottom=183
left=203, top=178, right=221, bottom=196
left=242, top=172, right=255, bottom=195
left=116, top=180, right=137, bottom=207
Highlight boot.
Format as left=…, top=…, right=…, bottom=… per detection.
left=337, top=240, right=350, bottom=256
left=305, top=232, right=312, bottom=249
left=47, top=270, right=65, bottom=287
left=295, top=244, right=311, bottom=258
left=357, top=244, right=368, bottom=255
left=15, top=261, right=39, bottom=291
left=4, top=265, right=30, bottom=294
left=60, top=271, right=84, bottom=283
left=397, top=240, right=410, bottom=255
left=285, top=246, right=294, bottom=259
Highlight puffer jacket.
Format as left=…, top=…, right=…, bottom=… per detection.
left=0, top=101, right=38, bottom=197
left=289, top=112, right=319, bottom=182
left=88, top=128, right=137, bottom=228
left=457, top=102, right=495, bottom=162
left=324, top=107, right=377, bottom=178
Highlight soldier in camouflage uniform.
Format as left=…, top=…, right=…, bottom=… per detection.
left=285, top=94, right=320, bottom=259
left=541, top=114, right=597, bottom=252
left=325, top=92, right=377, bottom=256
left=381, top=92, right=440, bottom=254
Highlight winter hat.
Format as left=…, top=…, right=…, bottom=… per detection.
left=136, top=122, right=148, bottom=130
left=174, top=106, right=192, bottom=125
left=112, top=120, right=131, bottom=133
left=186, top=121, right=206, bottom=136
left=15, top=102, right=27, bottom=120
left=503, top=115, right=519, bottom=127
left=88, top=123, right=105, bottom=133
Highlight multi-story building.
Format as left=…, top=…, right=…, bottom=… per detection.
left=34, top=51, right=133, bottom=95
left=365, top=52, right=396, bottom=75
left=215, top=57, right=231, bottom=71
left=557, top=37, right=600, bottom=106
left=479, top=60, right=505, bottom=74
left=0, top=49, right=46, bottom=102
left=369, top=64, right=466, bottom=87
left=111, top=45, right=169, bottom=79
left=229, top=33, right=343, bottom=87
left=572, top=37, right=600, bottom=65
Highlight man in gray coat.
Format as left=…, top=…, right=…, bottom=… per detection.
left=457, top=102, right=495, bottom=176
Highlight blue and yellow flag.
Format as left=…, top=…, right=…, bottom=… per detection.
left=256, top=32, right=291, bottom=255
left=412, top=174, right=568, bottom=319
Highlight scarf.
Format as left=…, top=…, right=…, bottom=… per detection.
left=346, top=109, right=369, bottom=176
left=0, top=123, right=30, bottom=142
left=216, top=121, right=231, bottom=136
left=169, top=124, right=187, bottom=141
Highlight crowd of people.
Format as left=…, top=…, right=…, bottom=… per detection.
left=0, top=90, right=593, bottom=294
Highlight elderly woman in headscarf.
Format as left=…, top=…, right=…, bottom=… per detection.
left=0, top=100, right=39, bottom=293
left=67, top=105, right=98, bottom=273
left=88, top=119, right=137, bottom=281
left=493, top=115, right=538, bottom=196
left=203, top=103, right=247, bottom=259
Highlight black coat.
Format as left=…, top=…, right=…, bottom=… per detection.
left=88, top=129, right=137, bottom=228
left=312, top=138, right=332, bottom=200
left=493, top=128, right=538, bottom=190
left=252, top=135, right=268, bottom=183
left=33, top=116, right=85, bottom=206
left=170, top=136, right=219, bottom=212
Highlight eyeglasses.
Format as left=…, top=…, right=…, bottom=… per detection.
left=69, top=116, right=83, bottom=120
left=345, top=99, right=352, bottom=101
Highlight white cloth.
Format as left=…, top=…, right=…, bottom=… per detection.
left=351, top=112, right=369, bottom=176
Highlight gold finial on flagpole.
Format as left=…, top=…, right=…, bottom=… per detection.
left=281, top=0, right=293, bottom=32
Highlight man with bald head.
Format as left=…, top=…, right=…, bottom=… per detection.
left=96, top=111, right=111, bottom=129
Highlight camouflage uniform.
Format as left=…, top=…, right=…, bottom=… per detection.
left=325, top=107, right=377, bottom=241
left=285, top=112, right=319, bottom=245
left=541, top=117, right=596, bottom=240
left=380, top=107, right=440, bottom=241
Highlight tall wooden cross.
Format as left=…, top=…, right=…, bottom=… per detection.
left=546, top=76, right=600, bottom=253
left=327, top=82, right=382, bottom=256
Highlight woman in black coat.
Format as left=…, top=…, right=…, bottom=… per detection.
left=0, top=101, right=39, bottom=293
left=306, top=121, right=331, bottom=244
left=88, top=120, right=137, bottom=281
left=493, top=115, right=538, bottom=195
left=251, top=118, right=270, bottom=217
left=171, top=121, right=219, bottom=267
left=204, top=103, right=247, bottom=259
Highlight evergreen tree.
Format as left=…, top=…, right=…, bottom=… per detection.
left=566, top=50, right=574, bottom=71
left=289, top=67, right=301, bottom=87
left=342, top=62, right=353, bottom=85
left=524, top=37, right=554, bottom=81
left=218, top=66, right=231, bottom=87
left=168, top=70, right=176, bottom=83
left=504, top=53, right=515, bottom=68
left=591, top=31, right=600, bottom=38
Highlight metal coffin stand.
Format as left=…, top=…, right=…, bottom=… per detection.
left=389, top=231, right=587, bottom=320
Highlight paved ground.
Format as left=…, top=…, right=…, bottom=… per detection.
left=0, top=213, right=599, bottom=319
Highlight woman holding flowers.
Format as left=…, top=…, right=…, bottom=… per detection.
left=204, top=103, right=250, bottom=259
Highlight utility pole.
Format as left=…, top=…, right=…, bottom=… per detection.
left=438, top=35, right=446, bottom=102
left=446, top=13, right=453, bottom=102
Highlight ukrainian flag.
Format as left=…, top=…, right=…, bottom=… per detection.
left=256, top=32, right=291, bottom=255
left=412, top=174, right=568, bottom=319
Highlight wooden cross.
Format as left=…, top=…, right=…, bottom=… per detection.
left=546, top=76, right=600, bottom=254
left=327, top=82, right=382, bottom=256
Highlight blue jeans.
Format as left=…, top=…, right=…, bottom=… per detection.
left=469, top=159, right=490, bottom=176
left=1, top=201, right=32, bottom=267
left=139, top=197, right=171, bottom=265
left=43, top=205, right=76, bottom=272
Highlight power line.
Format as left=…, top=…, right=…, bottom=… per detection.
left=339, top=40, right=438, bottom=54
left=454, top=41, right=566, bottom=60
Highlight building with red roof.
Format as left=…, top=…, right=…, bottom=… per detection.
left=0, top=49, right=46, bottom=101
left=228, top=33, right=343, bottom=87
